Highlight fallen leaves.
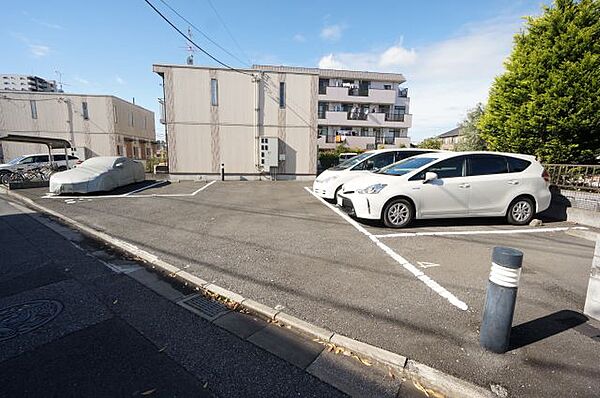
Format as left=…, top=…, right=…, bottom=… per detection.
left=412, top=380, right=445, bottom=398
left=141, top=388, right=156, bottom=395
left=312, top=339, right=373, bottom=367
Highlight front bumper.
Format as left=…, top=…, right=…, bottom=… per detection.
left=312, top=180, right=336, bottom=199
left=336, top=192, right=381, bottom=220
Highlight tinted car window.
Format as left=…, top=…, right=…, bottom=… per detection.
left=53, top=155, right=65, bottom=161
left=34, top=155, right=49, bottom=163
left=379, top=157, right=437, bottom=176
left=354, top=152, right=395, bottom=170
left=20, top=157, right=35, bottom=164
left=395, top=151, right=429, bottom=162
left=411, top=156, right=465, bottom=180
left=468, top=155, right=508, bottom=176
left=507, top=157, right=531, bottom=173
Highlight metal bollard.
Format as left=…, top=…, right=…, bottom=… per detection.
left=220, top=163, right=225, bottom=181
left=480, top=246, right=523, bottom=353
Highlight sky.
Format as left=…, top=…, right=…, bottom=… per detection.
left=2, top=0, right=549, bottom=142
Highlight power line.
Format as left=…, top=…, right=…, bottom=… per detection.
left=157, top=0, right=250, bottom=67
left=142, top=0, right=253, bottom=76
left=205, top=0, right=252, bottom=65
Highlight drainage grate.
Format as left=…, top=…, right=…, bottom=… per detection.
left=177, top=294, right=230, bottom=321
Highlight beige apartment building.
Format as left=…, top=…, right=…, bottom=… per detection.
left=154, top=64, right=318, bottom=179
left=154, top=63, right=412, bottom=179
left=0, top=91, right=156, bottom=163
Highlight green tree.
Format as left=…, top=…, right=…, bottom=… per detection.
left=455, top=103, right=487, bottom=151
left=479, top=0, right=600, bottom=163
left=418, top=137, right=442, bottom=150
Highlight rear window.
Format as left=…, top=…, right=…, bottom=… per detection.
left=507, top=157, right=531, bottom=173
left=468, top=155, right=508, bottom=176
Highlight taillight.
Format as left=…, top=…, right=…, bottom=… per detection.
left=542, top=169, right=550, bottom=183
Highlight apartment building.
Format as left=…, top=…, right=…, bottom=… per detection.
left=1, top=74, right=60, bottom=92
left=0, top=91, right=156, bottom=162
left=154, top=63, right=318, bottom=179
left=312, top=69, right=411, bottom=150
left=154, top=63, right=412, bottom=179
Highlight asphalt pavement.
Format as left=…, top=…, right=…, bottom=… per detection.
left=0, top=195, right=427, bottom=398
left=11, top=180, right=600, bottom=397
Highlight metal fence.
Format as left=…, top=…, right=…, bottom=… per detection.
left=544, top=164, right=600, bottom=212
left=544, top=164, right=600, bottom=193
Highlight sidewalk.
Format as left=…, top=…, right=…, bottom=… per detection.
left=0, top=196, right=427, bottom=398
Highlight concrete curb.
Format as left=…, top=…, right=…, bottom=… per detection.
left=2, top=188, right=496, bottom=398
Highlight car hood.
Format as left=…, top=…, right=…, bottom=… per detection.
left=342, top=173, right=403, bottom=192
left=315, top=169, right=340, bottom=182
left=0, top=163, right=13, bottom=169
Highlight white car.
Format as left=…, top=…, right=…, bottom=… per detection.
left=0, top=153, right=79, bottom=176
left=337, top=151, right=551, bottom=228
left=313, top=148, right=436, bottom=200
left=49, top=156, right=145, bottom=194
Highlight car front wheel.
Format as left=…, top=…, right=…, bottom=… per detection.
left=507, top=197, right=535, bottom=225
left=383, top=198, right=414, bottom=228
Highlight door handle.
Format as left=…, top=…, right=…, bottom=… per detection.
left=459, top=183, right=470, bottom=189
left=508, top=180, right=520, bottom=185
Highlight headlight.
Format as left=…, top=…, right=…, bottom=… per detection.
left=318, top=175, right=339, bottom=183
left=357, top=183, right=387, bottom=194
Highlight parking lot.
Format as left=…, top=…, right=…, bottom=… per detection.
left=17, top=180, right=600, bottom=397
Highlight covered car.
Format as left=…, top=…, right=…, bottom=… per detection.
left=49, top=156, right=145, bottom=194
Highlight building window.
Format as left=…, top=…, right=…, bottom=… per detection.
left=82, top=101, right=89, bottom=120
left=133, top=147, right=139, bottom=158
left=129, top=112, right=134, bottom=127
left=146, top=147, right=151, bottom=157
left=116, top=145, right=122, bottom=156
left=30, top=100, right=37, bottom=119
left=210, top=78, right=218, bottom=106
left=113, top=105, right=118, bottom=123
left=279, top=82, right=286, bottom=108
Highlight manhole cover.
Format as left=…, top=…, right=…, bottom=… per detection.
left=0, top=300, right=63, bottom=342
left=177, top=294, right=229, bottom=321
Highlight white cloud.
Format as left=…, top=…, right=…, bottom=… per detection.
left=293, top=33, right=306, bottom=43
left=378, top=40, right=417, bottom=67
left=29, top=44, right=50, bottom=58
left=116, top=76, right=125, bottom=85
left=316, top=16, right=524, bottom=141
left=320, top=24, right=343, bottom=41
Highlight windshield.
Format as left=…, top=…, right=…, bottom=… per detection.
left=7, top=156, right=26, bottom=165
left=377, top=157, right=437, bottom=176
left=330, top=152, right=372, bottom=170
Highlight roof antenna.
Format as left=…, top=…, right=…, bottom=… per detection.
left=184, top=27, right=195, bottom=65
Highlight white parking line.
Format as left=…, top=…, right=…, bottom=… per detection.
left=373, top=226, right=588, bottom=238
left=41, top=180, right=216, bottom=200
left=303, top=187, right=469, bottom=311
left=123, top=180, right=168, bottom=196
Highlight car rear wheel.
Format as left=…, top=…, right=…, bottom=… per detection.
left=383, top=198, right=414, bottom=228
left=507, top=197, right=535, bottom=225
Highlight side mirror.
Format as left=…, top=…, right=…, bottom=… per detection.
left=423, top=172, right=438, bottom=184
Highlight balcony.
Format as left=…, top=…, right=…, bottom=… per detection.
left=318, top=86, right=398, bottom=104
left=320, top=110, right=412, bottom=128
left=385, top=112, right=405, bottom=122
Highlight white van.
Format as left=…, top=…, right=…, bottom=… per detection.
left=313, top=148, right=435, bottom=200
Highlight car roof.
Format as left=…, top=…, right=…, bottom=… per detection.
left=15, top=153, right=78, bottom=157
left=409, top=151, right=537, bottom=161
left=364, top=148, right=439, bottom=154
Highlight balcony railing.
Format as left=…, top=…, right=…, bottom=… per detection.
left=348, top=87, right=369, bottom=97
left=347, top=110, right=368, bottom=120
left=385, top=112, right=405, bottom=122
